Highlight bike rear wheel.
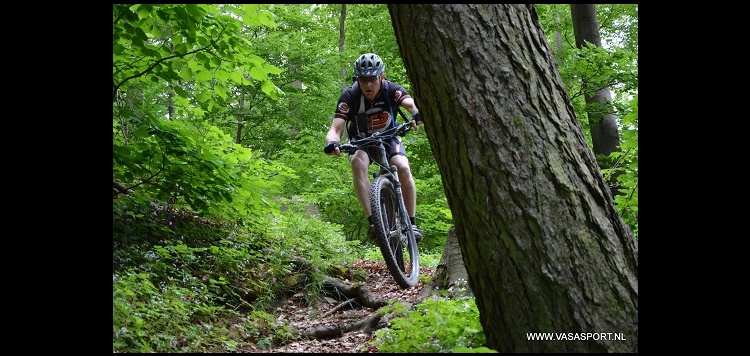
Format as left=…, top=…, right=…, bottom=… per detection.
left=371, top=175, right=419, bottom=288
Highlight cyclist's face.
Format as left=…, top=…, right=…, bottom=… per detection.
left=358, top=75, right=381, bottom=98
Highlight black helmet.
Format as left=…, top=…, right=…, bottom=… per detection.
left=353, top=53, right=385, bottom=77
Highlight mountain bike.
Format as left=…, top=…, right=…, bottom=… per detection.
left=328, top=120, right=420, bottom=289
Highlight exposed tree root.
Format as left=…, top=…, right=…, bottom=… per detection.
left=292, top=233, right=472, bottom=342
left=302, top=311, right=383, bottom=338
left=320, top=276, right=391, bottom=309
left=299, top=276, right=419, bottom=339
left=321, top=297, right=358, bottom=318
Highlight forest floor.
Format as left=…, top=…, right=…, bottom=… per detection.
left=248, top=259, right=436, bottom=353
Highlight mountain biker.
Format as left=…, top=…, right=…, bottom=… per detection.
left=324, top=52, right=425, bottom=243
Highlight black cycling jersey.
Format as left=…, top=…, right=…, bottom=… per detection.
left=334, top=79, right=411, bottom=140
left=333, top=79, right=411, bottom=162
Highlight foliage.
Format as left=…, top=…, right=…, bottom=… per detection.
left=603, top=94, right=638, bottom=237
left=269, top=128, right=370, bottom=243
left=113, top=197, right=358, bottom=352
left=113, top=270, right=237, bottom=352
left=261, top=208, right=360, bottom=290
left=345, top=4, right=406, bottom=85
left=372, top=296, right=496, bottom=353
left=417, top=251, right=442, bottom=269
left=113, top=4, right=288, bottom=225
left=111, top=5, right=451, bottom=349
left=113, top=4, right=282, bottom=102
left=219, top=4, right=343, bottom=154
left=112, top=199, right=258, bottom=352
left=113, top=114, right=293, bottom=224
left=244, top=309, right=298, bottom=350
left=595, top=4, right=638, bottom=52
left=362, top=245, right=385, bottom=263
left=560, top=44, right=638, bottom=104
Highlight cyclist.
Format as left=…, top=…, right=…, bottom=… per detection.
left=324, top=52, right=425, bottom=242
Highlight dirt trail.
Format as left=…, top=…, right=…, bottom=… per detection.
left=254, top=259, right=435, bottom=353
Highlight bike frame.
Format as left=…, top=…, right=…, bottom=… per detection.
left=338, top=121, right=420, bottom=288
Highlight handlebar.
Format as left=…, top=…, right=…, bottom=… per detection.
left=338, top=120, right=414, bottom=154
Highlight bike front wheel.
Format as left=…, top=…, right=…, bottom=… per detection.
left=371, top=175, right=419, bottom=288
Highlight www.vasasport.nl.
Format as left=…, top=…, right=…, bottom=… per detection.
left=526, top=332, right=626, bottom=341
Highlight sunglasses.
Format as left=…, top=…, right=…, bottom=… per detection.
left=358, top=76, right=379, bottom=83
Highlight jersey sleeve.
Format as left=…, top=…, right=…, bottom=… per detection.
left=389, top=83, right=412, bottom=106
left=334, top=87, right=355, bottom=121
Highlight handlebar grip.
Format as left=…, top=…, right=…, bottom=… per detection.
left=397, top=121, right=413, bottom=137
left=339, top=144, right=355, bottom=154
left=324, top=142, right=340, bottom=154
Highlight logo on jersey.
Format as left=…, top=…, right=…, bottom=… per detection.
left=394, top=90, right=403, bottom=101
left=368, top=111, right=392, bottom=132
left=337, top=102, right=350, bottom=114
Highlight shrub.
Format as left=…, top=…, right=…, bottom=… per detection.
left=372, top=296, right=496, bottom=353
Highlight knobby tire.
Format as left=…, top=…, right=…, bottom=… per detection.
left=370, top=175, right=419, bottom=289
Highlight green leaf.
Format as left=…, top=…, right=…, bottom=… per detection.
left=260, top=80, right=278, bottom=100
left=214, top=69, right=230, bottom=81
left=195, top=70, right=212, bottom=82
left=245, top=54, right=264, bottom=68
left=215, top=85, right=229, bottom=100
left=196, top=90, right=211, bottom=103
left=249, top=66, right=268, bottom=81
left=150, top=24, right=162, bottom=38
left=185, top=4, right=203, bottom=17
left=229, top=70, right=245, bottom=84
left=258, top=12, right=277, bottom=28
left=174, top=86, right=189, bottom=98
left=180, top=67, right=193, bottom=82
left=263, top=62, right=283, bottom=75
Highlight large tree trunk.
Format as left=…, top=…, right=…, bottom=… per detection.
left=571, top=4, right=622, bottom=196
left=389, top=4, right=637, bottom=353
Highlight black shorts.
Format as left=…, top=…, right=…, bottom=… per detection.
left=356, top=137, right=406, bottom=165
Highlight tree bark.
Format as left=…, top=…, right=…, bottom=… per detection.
left=389, top=4, right=637, bottom=353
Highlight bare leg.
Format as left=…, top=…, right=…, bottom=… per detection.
left=350, top=150, right=372, bottom=217
left=390, top=155, right=416, bottom=217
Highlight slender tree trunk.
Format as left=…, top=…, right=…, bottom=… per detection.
left=571, top=4, right=622, bottom=196
left=339, top=4, right=347, bottom=92
left=429, top=226, right=472, bottom=298
left=389, top=4, right=637, bottom=352
left=553, top=12, right=564, bottom=68
left=234, top=94, right=245, bottom=145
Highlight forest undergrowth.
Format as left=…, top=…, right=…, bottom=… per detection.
left=112, top=198, right=495, bottom=353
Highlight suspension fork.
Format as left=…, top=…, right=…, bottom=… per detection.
left=375, top=143, right=409, bottom=231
